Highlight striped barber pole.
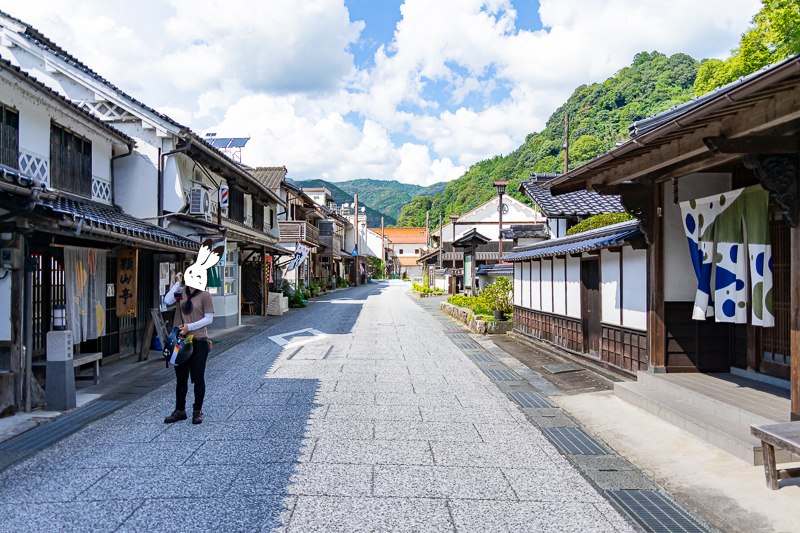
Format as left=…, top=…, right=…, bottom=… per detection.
left=219, top=185, right=229, bottom=207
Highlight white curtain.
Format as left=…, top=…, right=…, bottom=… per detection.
left=64, top=247, right=107, bottom=344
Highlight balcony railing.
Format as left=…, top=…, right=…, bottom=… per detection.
left=320, top=233, right=342, bottom=257
left=279, top=220, right=320, bottom=245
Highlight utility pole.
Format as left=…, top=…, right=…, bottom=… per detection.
left=425, top=211, right=430, bottom=248
left=381, top=216, right=385, bottom=277
left=564, top=112, right=569, bottom=174
left=438, top=212, right=442, bottom=269
left=354, top=193, right=359, bottom=286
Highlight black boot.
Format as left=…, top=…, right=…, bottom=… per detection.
left=164, top=409, right=187, bottom=423
left=192, top=410, right=203, bottom=424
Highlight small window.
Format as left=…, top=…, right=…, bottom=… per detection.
left=269, top=208, right=274, bottom=229
left=50, top=123, right=92, bottom=196
left=399, top=249, right=403, bottom=254
left=415, top=249, right=419, bottom=254
left=0, top=104, right=19, bottom=169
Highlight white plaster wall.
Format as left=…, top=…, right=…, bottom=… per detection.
left=513, top=263, right=521, bottom=306
left=522, top=261, right=531, bottom=308
left=601, top=249, right=621, bottom=326
left=553, top=257, right=566, bottom=315
left=622, top=247, right=648, bottom=330
left=664, top=172, right=731, bottom=302
left=541, top=259, right=553, bottom=313
left=566, top=255, right=581, bottom=319
left=531, top=260, right=541, bottom=311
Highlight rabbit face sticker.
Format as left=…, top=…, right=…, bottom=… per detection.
left=184, top=239, right=225, bottom=291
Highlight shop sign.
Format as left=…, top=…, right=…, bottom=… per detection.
left=116, top=249, right=138, bottom=317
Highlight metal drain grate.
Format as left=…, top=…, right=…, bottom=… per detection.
left=0, top=400, right=127, bottom=452
left=468, top=352, right=496, bottom=362
left=484, top=369, right=520, bottom=381
left=508, top=391, right=554, bottom=408
left=447, top=333, right=469, bottom=340
left=542, top=427, right=609, bottom=455
left=457, top=342, right=481, bottom=350
left=606, top=490, right=712, bottom=533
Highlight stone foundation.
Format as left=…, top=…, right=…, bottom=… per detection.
left=439, top=302, right=513, bottom=335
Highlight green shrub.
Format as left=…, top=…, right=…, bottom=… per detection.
left=566, top=213, right=633, bottom=236
left=412, top=281, right=434, bottom=293
left=478, top=277, right=512, bottom=314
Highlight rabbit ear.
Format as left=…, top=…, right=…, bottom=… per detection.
left=199, top=246, right=223, bottom=269
left=195, top=239, right=213, bottom=266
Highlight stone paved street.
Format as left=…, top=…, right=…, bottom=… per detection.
left=0, top=282, right=636, bottom=532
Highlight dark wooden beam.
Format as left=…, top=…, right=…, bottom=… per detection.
left=550, top=180, right=588, bottom=195
left=792, top=225, right=800, bottom=420
left=593, top=183, right=652, bottom=196
left=703, top=136, right=800, bottom=155
left=648, top=182, right=666, bottom=371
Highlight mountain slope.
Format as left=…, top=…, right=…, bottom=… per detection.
left=290, top=178, right=397, bottom=227
left=396, top=51, right=701, bottom=228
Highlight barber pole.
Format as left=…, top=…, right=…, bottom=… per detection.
left=219, top=185, right=229, bottom=208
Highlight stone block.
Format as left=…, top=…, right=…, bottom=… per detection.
left=267, top=292, right=284, bottom=316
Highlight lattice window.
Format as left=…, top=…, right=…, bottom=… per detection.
left=18, top=150, right=49, bottom=184
left=50, top=122, right=91, bottom=197
left=79, top=100, right=137, bottom=122
left=91, top=178, right=112, bottom=203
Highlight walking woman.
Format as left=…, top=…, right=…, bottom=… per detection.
left=162, top=240, right=223, bottom=425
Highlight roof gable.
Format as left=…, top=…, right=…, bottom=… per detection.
left=521, top=175, right=624, bottom=217
left=252, top=167, right=288, bottom=189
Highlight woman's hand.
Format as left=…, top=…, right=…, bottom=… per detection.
left=173, top=272, right=183, bottom=285
left=178, top=324, right=189, bottom=336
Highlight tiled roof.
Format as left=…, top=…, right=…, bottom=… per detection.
left=36, top=196, right=200, bottom=251
left=398, top=257, right=421, bottom=267
left=503, top=219, right=641, bottom=261
left=521, top=175, right=624, bottom=217
left=476, top=263, right=513, bottom=276
left=251, top=167, right=288, bottom=189
left=0, top=58, right=133, bottom=144
left=369, top=227, right=428, bottom=244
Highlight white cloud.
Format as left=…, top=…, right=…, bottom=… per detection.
left=1, top=0, right=762, bottom=187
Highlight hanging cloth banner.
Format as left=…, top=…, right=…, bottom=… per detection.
left=65, top=246, right=108, bottom=344
left=679, top=184, right=774, bottom=326
left=285, top=243, right=311, bottom=272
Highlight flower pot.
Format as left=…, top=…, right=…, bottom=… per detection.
left=493, top=309, right=506, bottom=321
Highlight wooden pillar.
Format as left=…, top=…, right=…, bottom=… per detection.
left=648, top=183, right=666, bottom=372
left=791, top=226, right=800, bottom=420
left=9, top=233, right=23, bottom=411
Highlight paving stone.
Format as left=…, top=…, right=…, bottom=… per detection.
left=0, top=499, right=144, bottom=533
left=373, top=465, right=516, bottom=500
left=117, top=496, right=291, bottom=533
left=570, top=456, right=636, bottom=472
left=299, top=419, right=374, bottom=440
left=288, top=463, right=373, bottom=497
left=153, top=420, right=274, bottom=442
left=76, top=465, right=239, bottom=500
left=420, top=406, right=519, bottom=424
left=449, top=499, right=635, bottom=533
left=230, top=463, right=299, bottom=496
left=286, top=496, right=453, bottom=533
left=0, top=467, right=111, bottom=503
left=430, top=441, right=555, bottom=469
left=190, top=439, right=314, bottom=465
left=311, top=438, right=434, bottom=465
left=373, top=421, right=482, bottom=442
left=325, top=404, right=422, bottom=421
left=501, top=467, right=605, bottom=503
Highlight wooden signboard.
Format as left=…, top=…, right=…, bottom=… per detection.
left=116, top=248, right=138, bottom=318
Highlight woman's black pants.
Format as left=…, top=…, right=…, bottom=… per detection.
left=174, top=340, right=209, bottom=412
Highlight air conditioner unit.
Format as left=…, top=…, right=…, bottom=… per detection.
left=190, top=187, right=211, bottom=219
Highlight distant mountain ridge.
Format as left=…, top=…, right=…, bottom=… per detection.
left=289, top=177, right=447, bottom=227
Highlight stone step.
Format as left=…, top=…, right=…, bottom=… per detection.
left=615, top=381, right=798, bottom=466
left=635, top=371, right=781, bottom=428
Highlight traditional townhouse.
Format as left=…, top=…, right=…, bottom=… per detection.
left=0, top=59, right=200, bottom=414
left=0, top=11, right=286, bottom=329
left=533, top=55, right=800, bottom=467
left=372, top=227, right=428, bottom=280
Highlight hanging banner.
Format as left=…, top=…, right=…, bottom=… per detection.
left=285, top=243, right=311, bottom=272
left=65, top=247, right=107, bottom=344
left=116, top=249, right=138, bottom=318
left=265, top=255, right=273, bottom=283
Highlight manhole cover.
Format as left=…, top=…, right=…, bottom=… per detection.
left=541, top=363, right=584, bottom=374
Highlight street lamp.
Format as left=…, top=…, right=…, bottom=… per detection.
left=494, top=180, right=508, bottom=261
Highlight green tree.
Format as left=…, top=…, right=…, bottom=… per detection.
left=570, top=135, right=605, bottom=164
left=695, top=0, right=800, bottom=95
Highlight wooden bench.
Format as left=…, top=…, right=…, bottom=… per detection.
left=750, top=422, right=800, bottom=490
left=73, top=352, right=102, bottom=385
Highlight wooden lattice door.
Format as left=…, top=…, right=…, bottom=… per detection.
left=759, top=215, right=791, bottom=380
left=242, top=259, right=264, bottom=315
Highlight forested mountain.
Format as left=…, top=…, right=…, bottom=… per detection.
left=289, top=178, right=398, bottom=227
left=395, top=51, right=700, bottom=228
left=291, top=178, right=447, bottom=226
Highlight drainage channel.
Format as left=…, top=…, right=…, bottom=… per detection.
left=434, top=306, right=718, bottom=533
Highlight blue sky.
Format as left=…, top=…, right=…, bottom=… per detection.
left=5, top=0, right=762, bottom=185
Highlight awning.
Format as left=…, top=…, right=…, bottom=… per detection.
left=36, top=196, right=200, bottom=253
left=503, top=219, right=642, bottom=261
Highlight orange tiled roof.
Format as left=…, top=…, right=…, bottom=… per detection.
left=398, top=257, right=421, bottom=267
left=370, top=227, right=428, bottom=244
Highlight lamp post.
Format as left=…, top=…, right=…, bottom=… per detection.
left=494, top=180, right=508, bottom=261
left=449, top=214, right=459, bottom=294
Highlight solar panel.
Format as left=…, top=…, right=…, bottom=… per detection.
left=211, top=137, right=232, bottom=148
left=228, top=137, right=249, bottom=148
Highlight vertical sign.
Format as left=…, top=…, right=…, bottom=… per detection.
left=264, top=255, right=273, bottom=284
left=116, top=249, right=138, bottom=318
